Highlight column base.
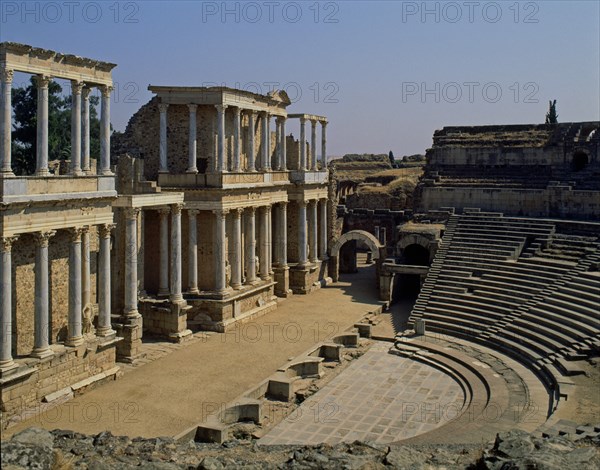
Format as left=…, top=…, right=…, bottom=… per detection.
left=274, top=265, right=291, bottom=297
left=30, top=347, right=54, bottom=359
left=231, top=283, right=243, bottom=290
left=186, top=168, right=198, bottom=174
left=35, top=169, right=51, bottom=177
left=0, top=169, right=15, bottom=177
left=100, top=169, right=114, bottom=176
left=158, top=288, right=170, bottom=297
left=168, top=329, right=193, bottom=343
left=0, top=359, right=18, bottom=372
left=187, top=288, right=200, bottom=295
left=71, top=170, right=84, bottom=177
left=170, top=295, right=186, bottom=305
left=96, top=327, right=117, bottom=338
left=65, top=336, right=85, bottom=347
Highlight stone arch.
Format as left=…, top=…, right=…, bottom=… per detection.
left=395, top=233, right=438, bottom=264
left=330, top=230, right=384, bottom=282
left=572, top=150, right=589, bottom=171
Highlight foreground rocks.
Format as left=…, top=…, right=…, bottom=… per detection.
left=1, top=427, right=599, bottom=469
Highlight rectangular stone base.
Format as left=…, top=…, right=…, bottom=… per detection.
left=140, top=299, right=191, bottom=341
left=289, top=261, right=328, bottom=294
left=113, top=314, right=143, bottom=362
left=0, top=338, right=119, bottom=425
left=273, top=266, right=292, bottom=297
left=186, top=282, right=276, bottom=332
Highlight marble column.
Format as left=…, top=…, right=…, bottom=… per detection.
left=259, top=206, right=269, bottom=280
left=170, top=204, right=184, bottom=303
left=81, top=227, right=91, bottom=313
left=267, top=205, right=273, bottom=276
left=310, top=119, right=318, bottom=170
left=280, top=117, right=287, bottom=170
left=158, top=103, right=169, bottom=173
left=70, top=81, right=83, bottom=175
left=298, top=201, right=308, bottom=266
left=299, top=117, right=306, bottom=170
left=81, top=86, right=91, bottom=174
left=321, top=121, right=328, bottom=169
left=261, top=112, right=270, bottom=171
left=245, top=207, right=257, bottom=284
left=100, top=85, right=113, bottom=175
left=247, top=111, right=256, bottom=172
left=0, top=236, right=17, bottom=369
left=32, top=231, right=55, bottom=358
left=309, top=200, right=318, bottom=263
left=124, top=208, right=140, bottom=316
left=138, top=209, right=146, bottom=297
left=214, top=209, right=229, bottom=292
left=319, top=199, right=328, bottom=259
left=187, top=210, right=199, bottom=294
left=158, top=208, right=170, bottom=296
left=233, top=107, right=241, bottom=172
left=97, top=224, right=115, bottom=337
left=275, top=117, right=281, bottom=170
left=35, top=75, right=51, bottom=176
left=215, top=104, right=228, bottom=173
left=231, top=208, right=243, bottom=289
left=277, top=202, right=288, bottom=267
left=0, top=69, right=14, bottom=176
left=187, top=104, right=198, bottom=173
left=67, top=228, right=84, bottom=346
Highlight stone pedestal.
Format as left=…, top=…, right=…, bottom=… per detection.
left=114, top=314, right=143, bottom=363
left=274, top=266, right=292, bottom=297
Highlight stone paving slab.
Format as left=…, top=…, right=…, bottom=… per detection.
left=259, top=341, right=464, bottom=445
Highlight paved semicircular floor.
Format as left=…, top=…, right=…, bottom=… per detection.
left=259, top=341, right=465, bottom=445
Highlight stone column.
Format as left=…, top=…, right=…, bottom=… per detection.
left=100, top=85, right=113, bottom=175
left=97, top=223, right=115, bottom=337
left=158, top=103, right=169, bottom=173
left=247, top=111, right=256, bottom=172
left=321, top=121, right=327, bottom=169
left=277, top=202, right=288, bottom=267
left=233, top=107, right=241, bottom=172
left=245, top=207, right=257, bottom=284
left=267, top=205, right=273, bottom=276
left=138, top=210, right=146, bottom=297
left=187, top=209, right=199, bottom=294
left=259, top=206, right=270, bottom=280
left=0, top=236, right=17, bottom=369
left=32, top=231, right=55, bottom=358
left=66, top=228, right=84, bottom=346
left=309, top=200, right=318, bottom=263
left=215, top=104, right=228, bottom=173
left=275, top=117, right=281, bottom=170
left=124, top=208, right=140, bottom=316
left=158, top=208, right=170, bottom=296
left=187, top=104, right=198, bottom=173
left=261, top=112, right=270, bottom=171
left=0, top=69, right=14, bottom=176
left=214, top=209, right=229, bottom=293
left=299, top=117, right=306, bottom=170
left=319, top=199, right=328, bottom=259
left=280, top=117, right=287, bottom=170
left=170, top=203, right=184, bottom=303
left=81, top=226, right=91, bottom=313
left=81, top=86, right=91, bottom=174
left=231, top=208, right=243, bottom=289
left=70, top=81, right=83, bottom=175
left=310, top=119, right=318, bottom=170
left=298, top=201, right=308, bottom=266
left=35, top=75, right=51, bottom=176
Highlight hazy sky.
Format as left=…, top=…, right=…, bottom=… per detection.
left=2, top=0, right=599, bottom=157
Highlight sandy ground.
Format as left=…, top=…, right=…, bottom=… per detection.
left=2, top=263, right=384, bottom=439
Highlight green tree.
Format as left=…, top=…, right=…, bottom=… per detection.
left=11, top=77, right=101, bottom=175
left=388, top=150, right=395, bottom=166
left=545, top=99, right=558, bottom=124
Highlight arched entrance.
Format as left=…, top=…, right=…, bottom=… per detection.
left=572, top=151, right=589, bottom=171
left=330, top=230, right=384, bottom=282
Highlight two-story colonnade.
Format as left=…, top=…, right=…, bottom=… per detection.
left=115, top=86, right=331, bottom=338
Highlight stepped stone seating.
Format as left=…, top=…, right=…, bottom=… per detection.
left=406, top=211, right=600, bottom=409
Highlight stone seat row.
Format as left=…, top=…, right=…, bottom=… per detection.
left=442, top=258, right=568, bottom=283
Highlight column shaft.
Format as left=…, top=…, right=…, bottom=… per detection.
left=277, top=202, right=288, bottom=266
left=267, top=205, right=273, bottom=275
left=67, top=228, right=84, bottom=346
left=81, top=87, right=91, bottom=173
left=247, top=111, right=256, bottom=171
left=245, top=207, right=257, bottom=283
left=299, top=118, right=306, bottom=170
left=259, top=207, right=269, bottom=279
left=319, top=199, right=328, bottom=259
left=35, top=75, right=50, bottom=176
left=280, top=117, right=287, bottom=171
left=159, top=103, right=169, bottom=173
left=233, top=107, right=241, bottom=172
left=298, top=201, right=308, bottom=266
left=158, top=208, right=170, bottom=296
left=321, top=121, right=328, bottom=169
left=32, top=231, right=55, bottom=358
left=216, top=104, right=228, bottom=172
left=310, top=120, right=317, bottom=170
left=231, top=209, right=243, bottom=289
left=97, top=224, right=115, bottom=336
left=70, top=81, right=83, bottom=175
left=214, top=209, right=229, bottom=292
left=81, top=227, right=91, bottom=312
left=0, top=236, right=17, bottom=369
left=170, top=204, right=183, bottom=302
left=188, top=210, right=199, bottom=294
left=0, top=70, right=14, bottom=175
left=275, top=117, right=281, bottom=170
left=261, top=112, right=270, bottom=171
left=187, top=104, right=198, bottom=173
left=309, top=201, right=318, bottom=263
left=124, top=208, right=140, bottom=316
left=100, top=85, right=113, bottom=175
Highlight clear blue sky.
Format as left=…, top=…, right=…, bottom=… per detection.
left=2, top=0, right=599, bottom=157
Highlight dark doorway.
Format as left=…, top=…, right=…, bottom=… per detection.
left=572, top=152, right=589, bottom=171
left=402, top=244, right=430, bottom=266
